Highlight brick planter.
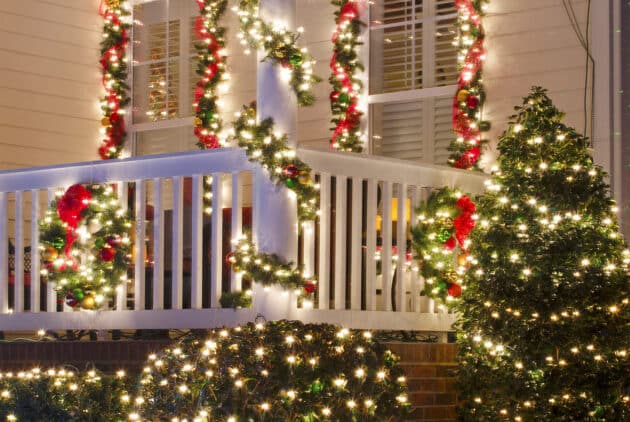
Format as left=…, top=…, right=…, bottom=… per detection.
left=0, top=340, right=457, bottom=421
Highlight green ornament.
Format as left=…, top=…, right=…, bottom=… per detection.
left=51, top=237, right=65, bottom=250
left=205, top=111, right=215, bottom=122
left=310, top=380, right=323, bottom=393
left=338, top=93, right=351, bottom=104
left=284, top=178, right=297, bottom=189
left=438, top=281, right=448, bottom=291
left=289, top=53, right=303, bottom=67
left=73, top=289, right=85, bottom=301
left=437, top=228, right=453, bottom=243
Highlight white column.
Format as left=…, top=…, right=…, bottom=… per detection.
left=253, top=0, right=298, bottom=316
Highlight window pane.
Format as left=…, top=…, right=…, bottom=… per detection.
left=371, top=100, right=424, bottom=161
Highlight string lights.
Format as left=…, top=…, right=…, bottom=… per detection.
left=457, top=87, right=630, bottom=420
left=97, top=0, right=131, bottom=160
left=233, top=0, right=321, bottom=106
left=329, top=0, right=366, bottom=152
left=447, top=0, right=490, bottom=170
left=133, top=320, right=410, bottom=421
left=39, top=184, right=132, bottom=310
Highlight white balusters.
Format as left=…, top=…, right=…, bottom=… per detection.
left=190, top=175, right=204, bottom=310
left=230, top=173, right=243, bottom=293
left=152, top=178, right=164, bottom=310
left=210, top=173, right=223, bottom=308
left=30, top=190, right=40, bottom=312
left=46, top=189, right=56, bottom=313
left=116, top=183, right=128, bottom=311
left=171, top=176, right=184, bottom=309
left=317, top=173, right=331, bottom=310
left=134, top=180, right=147, bottom=310
left=0, top=192, right=7, bottom=314
left=409, top=185, right=421, bottom=313
left=334, top=176, right=347, bottom=310
left=395, top=184, right=407, bottom=312
left=350, top=177, right=362, bottom=310
left=14, top=191, right=24, bottom=312
left=365, top=179, right=377, bottom=311
left=381, top=181, right=393, bottom=311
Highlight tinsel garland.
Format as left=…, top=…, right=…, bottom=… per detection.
left=411, top=187, right=476, bottom=307
left=232, top=103, right=319, bottom=222
left=39, top=184, right=132, bottom=310
left=98, top=0, right=131, bottom=160
left=193, top=0, right=228, bottom=150
left=447, top=0, right=490, bottom=170
left=329, top=0, right=365, bottom=152
left=234, top=0, right=321, bottom=106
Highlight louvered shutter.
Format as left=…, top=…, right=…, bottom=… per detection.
left=370, top=0, right=457, bottom=164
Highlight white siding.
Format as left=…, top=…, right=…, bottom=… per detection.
left=0, top=0, right=102, bottom=169
left=483, top=0, right=590, bottom=165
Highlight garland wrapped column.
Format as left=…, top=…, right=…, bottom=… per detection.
left=98, top=0, right=131, bottom=160
left=329, top=0, right=366, bottom=152
left=447, top=0, right=490, bottom=170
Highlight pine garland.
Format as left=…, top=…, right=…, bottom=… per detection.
left=234, top=0, right=321, bottom=106
left=329, top=0, right=366, bottom=152
left=98, top=0, right=131, bottom=160
left=447, top=0, right=490, bottom=170
left=232, top=103, right=319, bottom=222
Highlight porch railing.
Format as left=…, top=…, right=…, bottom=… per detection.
left=0, top=148, right=485, bottom=332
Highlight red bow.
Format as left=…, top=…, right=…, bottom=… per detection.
left=57, top=184, right=92, bottom=257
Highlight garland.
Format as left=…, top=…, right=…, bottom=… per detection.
left=329, top=0, right=365, bottom=152
left=134, top=321, right=409, bottom=421
left=193, top=0, right=228, bottom=150
left=235, top=0, right=321, bottom=106
left=411, top=188, right=476, bottom=307
left=98, top=0, right=131, bottom=160
left=39, top=184, right=132, bottom=309
left=447, top=0, right=489, bottom=170
left=225, top=234, right=317, bottom=306
left=232, top=103, right=319, bottom=222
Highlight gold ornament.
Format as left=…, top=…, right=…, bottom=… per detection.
left=81, top=294, right=96, bottom=310
left=106, top=0, right=120, bottom=8
left=456, top=89, right=469, bottom=103
left=298, top=171, right=312, bottom=185
left=101, top=116, right=111, bottom=127
left=194, top=116, right=203, bottom=127
left=457, top=252, right=469, bottom=267
left=42, top=246, right=58, bottom=262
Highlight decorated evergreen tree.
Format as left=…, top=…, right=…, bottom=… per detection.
left=457, top=87, right=629, bottom=421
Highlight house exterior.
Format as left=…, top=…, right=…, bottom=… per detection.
left=0, top=0, right=625, bottom=334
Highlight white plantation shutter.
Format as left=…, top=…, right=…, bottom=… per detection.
left=131, top=0, right=198, bottom=156
left=370, top=0, right=457, bottom=164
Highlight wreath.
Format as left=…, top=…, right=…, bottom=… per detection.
left=330, top=0, right=366, bottom=152
left=98, top=0, right=131, bottom=160
left=39, top=184, right=133, bottom=309
left=411, top=187, right=476, bottom=307
left=447, top=0, right=490, bottom=170
left=235, top=0, right=321, bottom=106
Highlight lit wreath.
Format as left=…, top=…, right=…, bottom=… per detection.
left=234, top=0, right=321, bottom=106
left=411, top=187, right=476, bottom=307
left=39, top=184, right=132, bottom=309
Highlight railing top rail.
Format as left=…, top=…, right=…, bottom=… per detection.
left=0, top=148, right=254, bottom=192
left=298, top=148, right=488, bottom=193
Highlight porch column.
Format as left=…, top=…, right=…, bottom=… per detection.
left=252, top=0, right=299, bottom=316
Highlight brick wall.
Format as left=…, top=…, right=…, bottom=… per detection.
left=0, top=341, right=457, bottom=421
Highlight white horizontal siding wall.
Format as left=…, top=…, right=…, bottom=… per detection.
left=483, top=0, right=590, bottom=165
left=0, top=0, right=102, bottom=169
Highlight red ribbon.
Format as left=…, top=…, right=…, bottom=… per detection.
left=451, top=0, right=485, bottom=169
left=57, top=184, right=92, bottom=257
left=452, top=195, right=476, bottom=247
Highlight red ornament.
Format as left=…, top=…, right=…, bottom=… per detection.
left=466, top=95, right=480, bottom=109
left=444, top=237, right=457, bottom=251
left=100, top=247, right=116, bottom=262
left=447, top=283, right=462, bottom=298
left=106, top=235, right=122, bottom=248
left=225, top=251, right=235, bottom=265
left=304, top=281, right=317, bottom=294
left=282, top=164, right=299, bottom=179
left=65, top=292, right=79, bottom=307
left=339, top=2, right=359, bottom=21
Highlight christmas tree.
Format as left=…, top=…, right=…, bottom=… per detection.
left=457, top=87, right=629, bottom=421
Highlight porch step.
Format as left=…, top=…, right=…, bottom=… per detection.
left=0, top=340, right=458, bottom=421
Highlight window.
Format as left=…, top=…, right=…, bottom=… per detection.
left=369, top=0, right=458, bottom=164
left=131, top=0, right=198, bottom=155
